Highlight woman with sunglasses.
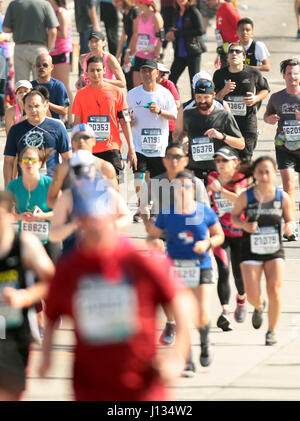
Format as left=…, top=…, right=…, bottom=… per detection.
left=207, top=146, right=250, bottom=331
left=231, top=156, right=294, bottom=346
left=147, top=170, right=224, bottom=375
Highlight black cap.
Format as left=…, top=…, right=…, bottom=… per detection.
left=194, top=79, right=215, bottom=95
left=213, top=146, right=239, bottom=160
left=139, top=58, right=158, bottom=70
left=88, top=31, right=105, bottom=41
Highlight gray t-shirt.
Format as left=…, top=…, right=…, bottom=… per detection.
left=74, top=0, right=98, bottom=33
left=139, top=172, right=210, bottom=217
left=3, top=0, right=58, bottom=44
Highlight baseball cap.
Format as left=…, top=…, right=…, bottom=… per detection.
left=157, top=62, right=170, bottom=74
left=140, top=58, right=158, bottom=70
left=213, top=146, right=239, bottom=160
left=71, top=123, right=96, bottom=139
left=194, top=79, right=215, bottom=95
left=88, top=30, right=105, bottom=41
left=70, top=150, right=95, bottom=168
left=15, top=80, right=32, bottom=93
left=192, top=71, right=212, bottom=89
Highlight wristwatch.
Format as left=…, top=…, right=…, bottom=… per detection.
left=220, top=132, right=227, bottom=141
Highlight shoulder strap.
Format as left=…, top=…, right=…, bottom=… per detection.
left=275, top=187, right=283, bottom=204
left=246, top=186, right=255, bottom=203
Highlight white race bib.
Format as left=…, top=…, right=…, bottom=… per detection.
left=88, top=115, right=110, bottom=142
left=214, top=192, right=234, bottom=216
left=75, top=276, right=138, bottom=344
left=227, top=96, right=247, bottom=116
left=283, top=120, right=300, bottom=151
left=215, top=29, right=223, bottom=46
left=191, top=137, right=214, bottom=161
left=20, top=221, right=49, bottom=244
left=250, top=226, right=280, bottom=255
left=171, top=259, right=200, bottom=289
left=137, top=34, right=150, bottom=52
left=141, top=128, right=162, bottom=154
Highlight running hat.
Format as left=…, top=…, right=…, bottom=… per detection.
left=192, top=71, right=212, bottom=89
left=140, top=58, right=158, bottom=70
left=194, top=79, right=215, bottom=95
left=213, top=146, right=239, bottom=160
left=15, top=80, right=32, bottom=93
left=88, top=31, right=106, bottom=41
left=71, top=123, right=96, bottom=139
left=72, top=178, right=112, bottom=218
left=70, top=150, right=95, bottom=178
left=157, top=62, right=170, bottom=74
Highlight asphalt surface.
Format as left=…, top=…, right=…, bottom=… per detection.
left=1, top=0, right=300, bottom=402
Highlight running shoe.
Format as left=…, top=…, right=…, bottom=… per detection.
left=200, top=343, right=213, bottom=367
left=159, top=322, right=176, bottom=345
left=265, top=330, right=277, bottom=346
left=181, top=361, right=196, bottom=377
left=217, top=311, right=233, bottom=331
left=252, top=300, right=266, bottom=329
left=234, top=295, right=247, bottom=323
left=283, top=227, right=298, bottom=241
left=133, top=211, right=142, bottom=223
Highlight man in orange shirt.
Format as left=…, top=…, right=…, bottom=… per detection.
left=72, top=55, right=137, bottom=175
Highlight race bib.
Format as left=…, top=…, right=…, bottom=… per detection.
left=20, top=221, right=50, bottom=244
left=141, top=128, right=162, bottom=154
left=137, top=34, right=150, bottom=52
left=88, top=115, right=110, bottom=142
left=283, top=120, right=300, bottom=151
left=0, top=271, right=23, bottom=329
left=227, top=96, right=247, bottom=116
left=191, top=137, right=214, bottom=161
left=171, top=259, right=200, bottom=289
left=214, top=192, right=234, bottom=216
left=215, top=29, right=223, bottom=47
left=75, top=276, right=138, bottom=344
left=250, top=226, right=280, bottom=255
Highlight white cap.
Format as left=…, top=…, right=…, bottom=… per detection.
left=157, top=62, right=170, bottom=74
left=69, top=150, right=95, bottom=168
left=15, top=80, right=32, bottom=93
left=192, top=71, right=212, bottom=89
left=71, top=123, right=96, bottom=139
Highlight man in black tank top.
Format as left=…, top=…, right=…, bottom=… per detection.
left=0, top=191, right=54, bottom=400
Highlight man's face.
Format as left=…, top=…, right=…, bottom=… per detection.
left=163, top=147, right=188, bottom=173
left=87, top=62, right=104, bottom=84
left=24, top=94, right=48, bottom=124
left=237, top=23, right=254, bottom=44
left=140, top=66, right=158, bottom=84
left=283, top=64, right=300, bottom=87
left=71, top=132, right=96, bottom=152
left=35, top=55, right=53, bottom=80
left=195, top=93, right=214, bottom=111
left=227, top=46, right=245, bottom=66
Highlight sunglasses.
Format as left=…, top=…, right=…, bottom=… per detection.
left=22, top=157, right=39, bottom=164
left=214, top=158, right=230, bottom=163
left=166, top=154, right=186, bottom=160
left=228, top=49, right=243, bottom=54
left=36, top=63, right=49, bottom=68
left=72, top=134, right=93, bottom=141
left=195, top=80, right=213, bottom=89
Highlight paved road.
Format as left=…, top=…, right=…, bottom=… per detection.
left=1, top=0, right=300, bottom=402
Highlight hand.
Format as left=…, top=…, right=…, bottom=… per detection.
left=204, top=128, right=224, bottom=140
left=127, top=149, right=137, bottom=171
left=265, top=114, right=280, bottom=125
left=165, top=31, right=175, bottom=42
left=243, top=216, right=258, bottom=233
left=2, top=287, right=30, bottom=308
left=148, top=102, right=161, bottom=115
left=145, top=217, right=155, bottom=234
left=295, top=109, right=300, bottom=121
left=224, top=79, right=236, bottom=95
left=208, top=179, right=222, bottom=193
left=193, top=239, right=210, bottom=254
left=214, top=56, right=221, bottom=69
left=19, top=212, right=35, bottom=222
left=244, top=92, right=257, bottom=107
left=123, top=52, right=131, bottom=66
left=25, top=207, right=46, bottom=222
left=284, top=221, right=294, bottom=238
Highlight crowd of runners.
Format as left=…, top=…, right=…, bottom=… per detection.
left=0, top=0, right=299, bottom=402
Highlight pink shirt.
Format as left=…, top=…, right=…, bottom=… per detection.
left=51, top=8, right=73, bottom=55
left=136, top=12, right=158, bottom=59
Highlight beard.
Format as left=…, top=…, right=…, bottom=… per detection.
left=196, top=100, right=213, bottom=111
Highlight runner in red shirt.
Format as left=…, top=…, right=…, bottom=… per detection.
left=39, top=179, right=194, bottom=401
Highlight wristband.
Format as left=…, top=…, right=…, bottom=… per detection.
left=220, top=132, right=227, bottom=141
left=158, top=108, right=162, bottom=115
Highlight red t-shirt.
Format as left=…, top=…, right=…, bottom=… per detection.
left=208, top=170, right=248, bottom=237
left=160, top=78, right=180, bottom=132
left=71, top=84, right=128, bottom=154
left=216, top=2, right=241, bottom=44
left=46, top=236, right=182, bottom=401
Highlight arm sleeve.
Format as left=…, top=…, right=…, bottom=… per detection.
left=265, top=94, right=276, bottom=115
left=56, top=124, right=72, bottom=154
left=4, top=127, right=17, bottom=156
left=205, top=205, right=219, bottom=227
left=71, top=91, right=83, bottom=117
left=155, top=211, right=166, bottom=230
left=44, top=2, right=59, bottom=28
left=57, top=82, right=70, bottom=106
left=3, top=4, right=13, bottom=29
left=255, top=41, right=270, bottom=61
left=118, top=89, right=128, bottom=113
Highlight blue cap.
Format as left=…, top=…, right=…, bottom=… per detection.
left=71, top=123, right=95, bottom=139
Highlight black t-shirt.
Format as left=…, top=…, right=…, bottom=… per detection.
left=213, top=65, right=270, bottom=133
left=183, top=106, right=242, bottom=171
left=123, top=7, right=139, bottom=45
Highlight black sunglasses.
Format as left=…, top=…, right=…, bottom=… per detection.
left=228, top=49, right=243, bottom=54
left=72, top=134, right=93, bottom=141
left=166, top=153, right=186, bottom=160
left=36, top=63, right=49, bottom=68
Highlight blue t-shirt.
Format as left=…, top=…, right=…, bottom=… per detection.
left=177, top=16, right=188, bottom=58
left=7, top=174, right=52, bottom=213
left=4, top=117, right=71, bottom=177
left=31, top=78, right=70, bottom=120
left=155, top=202, right=218, bottom=269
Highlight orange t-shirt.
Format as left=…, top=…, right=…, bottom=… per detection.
left=71, top=83, right=128, bottom=153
